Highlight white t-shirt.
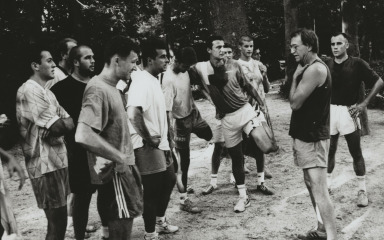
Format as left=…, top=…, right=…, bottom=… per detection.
left=127, top=70, right=170, bottom=151
left=45, top=67, right=67, bottom=89
left=237, top=58, right=265, bottom=100
left=162, top=66, right=194, bottom=119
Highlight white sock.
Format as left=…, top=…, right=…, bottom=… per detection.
left=67, top=216, right=73, bottom=228
left=180, top=192, right=188, bottom=204
left=357, top=176, right=367, bottom=192
left=102, top=226, right=109, bottom=238
left=145, top=231, right=157, bottom=237
left=156, top=216, right=165, bottom=223
left=237, top=184, right=247, bottom=198
left=210, top=174, right=218, bottom=187
left=315, top=205, right=323, bottom=225
left=327, top=173, right=332, bottom=188
left=257, top=172, right=264, bottom=186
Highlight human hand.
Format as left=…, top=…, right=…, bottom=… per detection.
left=56, top=106, right=66, bottom=118
left=293, top=64, right=309, bottom=80
left=259, top=64, right=267, bottom=75
left=7, top=156, right=26, bottom=190
left=0, top=114, right=10, bottom=129
left=148, top=136, right=161, bottom=148
left=348, top=103, right=366, bottom=119
left=41, top=128, right=51, bottom=139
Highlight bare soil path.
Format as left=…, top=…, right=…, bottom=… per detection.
left=3, top=92, right=384, bottom=240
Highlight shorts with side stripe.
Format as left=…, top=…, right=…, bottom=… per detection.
left=98, top=166, right=143, bottom=219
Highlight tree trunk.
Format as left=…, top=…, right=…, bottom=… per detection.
left=68, top=0, right=87, bottom=43
left=24, top=0, right=44, bottom=44
left=341, top=0, right=359, bottom=57
left=283, top=0, right=299, bottom=59
left=341, top=0, right=369, bottom=135
left=205, top=0, right=249, bottom=58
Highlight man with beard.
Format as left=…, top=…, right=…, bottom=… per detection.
left=51, top=45, right=109, bottom=240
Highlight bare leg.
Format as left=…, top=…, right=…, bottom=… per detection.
left=303, top=168, right=337, bottom=239
left=44, top=206, right=67, bottom=240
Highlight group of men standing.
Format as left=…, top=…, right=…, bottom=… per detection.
left=1, top=26, right=382, bottom=240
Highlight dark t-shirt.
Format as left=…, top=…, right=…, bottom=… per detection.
left=51, top=76, right=91, bottom=191
left=189, top=59, right=250, bottom=114
left=326, top=57, right=379, bottom=106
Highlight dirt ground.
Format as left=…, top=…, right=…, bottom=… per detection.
left=3, top=90, right=384, bottom=240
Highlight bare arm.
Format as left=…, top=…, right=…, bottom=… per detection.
left=0, top=148, right=26, bottom=190
left=75, top=122, right=125, bottom=165
left=127, top=106, right=160, bottom=148
left=290, top=63, right=326, bottom=111
left=259, top=63, right=270, bottom=93
left=350, top=78, right=384, bottom=118
left=49, top=117, right=74, bottom=137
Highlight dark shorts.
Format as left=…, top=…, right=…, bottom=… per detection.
left=98, top=166, right=143, bottom=220
left=174, top=109, right=212, bottom=149
left=30, top=168, right=70, bottom=209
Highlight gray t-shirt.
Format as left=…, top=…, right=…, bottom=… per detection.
left=78, top=75, right=135, bottom=184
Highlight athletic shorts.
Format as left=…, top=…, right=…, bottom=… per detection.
left=97, top=167, right=143, bottom=220
left=174, top=108, right=212, bottom=149
left=30, top=168, right=70, bottom=209
left=330, top=104, right=361, bottom=136
left=221, top=103, right=265, bottom=148
left=292, top=138, right=329, bottom=169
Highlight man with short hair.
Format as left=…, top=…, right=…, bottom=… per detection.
left=190, top=35, right=278, bottom=213
left=326, top=32, right=384, bottom=207
left=223, top=43, right=234, bottom=60
left=252, top=48, right=261, bottom=61
left=75, top=36, right=143, bottom=240
left=51, top=45, right=109, bottom=240
left=46, top=38, right=78, bottom=89
left=162, top=47, right=212, bottom=214
left=16, top=44, right=75, bottom=240
left=237, top=35, right=274, bottom=194
left=127, top=38, right=178, bottom=240
left=289, top=29, right=337, bottom=240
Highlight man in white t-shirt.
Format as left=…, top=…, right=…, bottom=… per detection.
left=162, top=47, right=212, bottom=214
left=236, top=35, right=275, bottom=194
left=127, top=38, right=178, bottom=240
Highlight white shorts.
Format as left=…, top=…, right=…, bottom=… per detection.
left=330, top=104, right=361, bottom=136
left=221, top=103, right=266, bottom=148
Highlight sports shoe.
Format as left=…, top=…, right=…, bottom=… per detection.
left=186, top=186, right=194, bottom=194
left=234, top=197, right=250, bottom=213
left=202, top=185, right=217, bottom=195
left=144, top=232, right=160, bottom=240
left=256, top=183, right=275, bottom=195
left=180, top=198, right=202, bottom=213
left=357, top=190, right=368, bottom=207
left=297, top=228, right=327, bottom=239
left=156, top=218, right=179, bottom=234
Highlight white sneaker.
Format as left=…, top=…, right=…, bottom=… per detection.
left=144, top=232, right=160, bottom=240
left=156, top=218, right=179, bottom=234
left=234, top=197, right=250, bottom=213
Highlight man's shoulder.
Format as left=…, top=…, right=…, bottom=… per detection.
left=307, top=62, right=327, bottom=76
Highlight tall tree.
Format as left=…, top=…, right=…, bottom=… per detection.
left=283, top=0, right=299, bottom=59
left=205, top=0, right=249, bottom=57
left=341, top=0, right=360, bottom=57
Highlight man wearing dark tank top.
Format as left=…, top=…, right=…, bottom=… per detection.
left=289, top=29, right=337, bottom=240
left=326, top=32, right=384, bottom=208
